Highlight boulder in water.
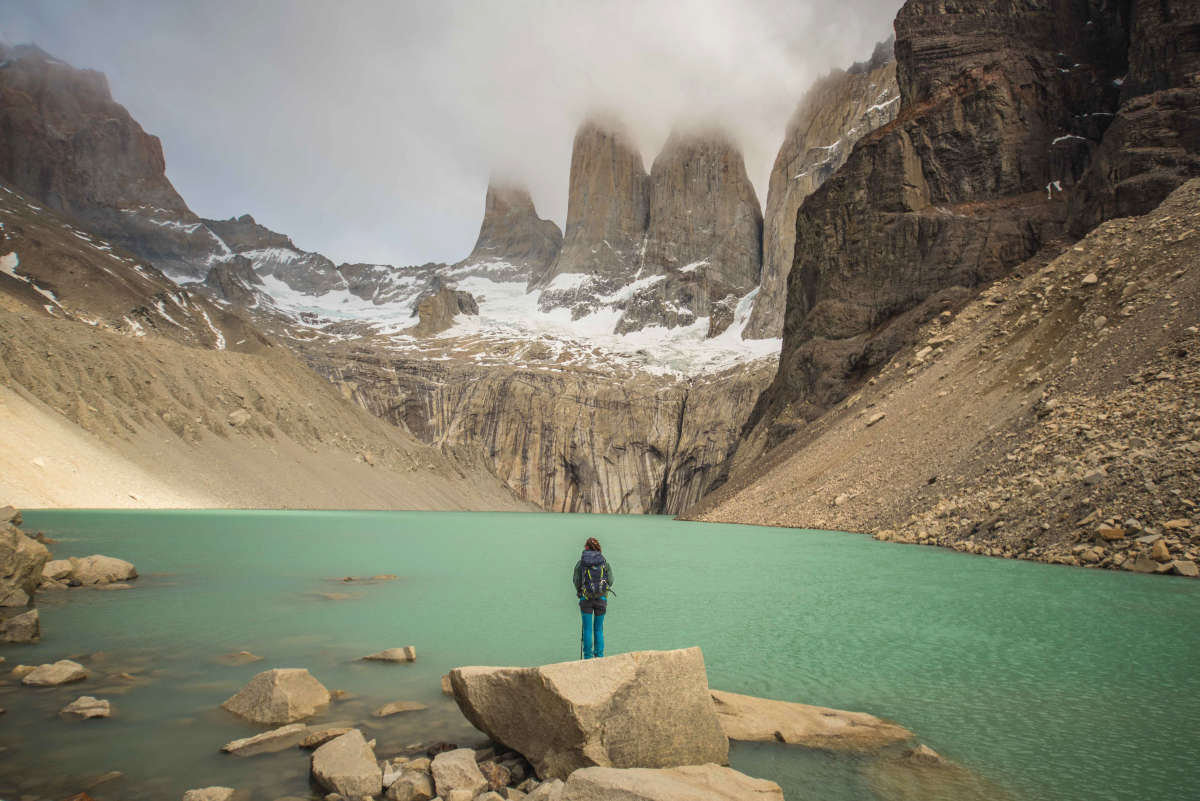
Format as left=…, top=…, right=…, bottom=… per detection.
left=221, top=668, right=330, bottom=724
left=0, top=518, right=51, bottom=606
left=0, top=608, right=40, bottom=643
left=374, top=700, right=427, bottom=717
left=181, top=788, right=247, bottom=801
left=449, top=647, right=728, bottom=780
left=709, top=689, right=912, bottom=750
left=431, top=748, right=488, bottom=797
left=43, top=559, right=73, bottom=581
left=22, top=659, right=88, bottom=686
left=70, top=555, right=137, bottom=585
left=60, top=696, right=112, bottom=719
left=310, top=729, right=383, bottom=798
left=560, top=764, right=784, bottom=801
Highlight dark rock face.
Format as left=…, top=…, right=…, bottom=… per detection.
left=614, top=130, right=762, bottom=334
left=0, top=44, right=225, bottom=279
left=203, top=255, right=263, bottom=306
left=534, top=119, right=649, bottom=303
left=458, top=183, right=562, bottom=281
left=744, top=0, right=1132, bottom=448
left=409, top=284, right=479, bottom=337
left=745, top=40, right=899, bottom=340
left=1067, top=0, right=1200, bottom=236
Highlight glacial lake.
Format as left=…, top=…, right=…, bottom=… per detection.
left=4, top=510, right=1199, bottom=801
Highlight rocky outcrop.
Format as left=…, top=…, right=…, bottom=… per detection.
left=316, top=352, right=772, bottom=514
left=745, top=39, right=899, bottom=340
left=534, top=118, right=649, bottom=302
left=710, top=690, right=912, bottom=750
left=457, top=183, right=562, bottom=281
left=408, top=283, right=479, bottom=337
left=0, top=513, right=50, bottom=607
left=311, top=730, right=383, bottom=798
left=201, top=214, right=347, bottom=295
left=740, top=0, right=1132, bottom=452
left=449, top=648, right=728, bottom=780
left=560, top=765, right=783, bottom=801
left=615, top=129, right=762, bottom=335
left=203, top=255, right=264, bottom=307
left=221, top=668, right=331, bottom=724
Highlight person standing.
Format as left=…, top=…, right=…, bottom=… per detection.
left=573, top=537, right=613, bottom=659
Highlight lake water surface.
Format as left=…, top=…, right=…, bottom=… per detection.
left=4, top=510, right=1198, bottom=801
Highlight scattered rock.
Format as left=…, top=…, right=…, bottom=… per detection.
left=479, top=761, right=512, bottom=792
left=221, top=668, right=331, bottom=724
left=0, top=608, right=40, bottom=643
left=449, top=648, right=728, bottom=780
left=709, top=689, right=911, bottom=750
left=524, top=778, right=564, bottom=801
left=60, top=696, right=111, bottom=719
left=441, top=674, right=453, bottom=695
left=374, top=701, right=428, bottom=717
left=1081, top=273, right=1099, bottom=286
left=221, top=723, right=310, bottom=756
left=217, top=650, right=264, bottom=666
left=1128, top=555, right=1159, bottom=574
left=1097, top=525, right=1126, bottom=541
left=311, top=730, right=383, bottom=799
left=362, top=646, right=417, bottom=663
left=227, top=409, right=251, bottom=427
left=560, top=765, right=783, bottom=801
left=866, top=412, right=887, bottom=427
left=1164, top=519, right=1193, bottom=531
left=386, top=770, right=435, bottom=801
left=1172, top=560, right=1199, bottom=577
left=834, top=493, right=851, bottom=507
left=182, top=788, right=246, bottom=801
left=23, top=659, right=88, bottom=686
left=1151, top=539, right=1171, bottom=562
left=431, top=748, right=488, bottom=798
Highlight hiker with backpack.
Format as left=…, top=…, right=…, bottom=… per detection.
left=573, top=537, right=613, bottom=659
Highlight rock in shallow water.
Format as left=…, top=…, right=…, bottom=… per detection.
left=560, top=765, right=783, bottom=801
left=70, top=554, right=137, bottom=585
left=0, top=608, right=40, bottom=643
left=709, top=689, right=912, bottom=750
left=22, top=659, right=88, bottom=686
left=221, top=722, right=309, bottom=755
left=311, top=729, right=383, bottom=798
left=449, top=647, right=728, bottom=780
left=221, top=668, right=330, bottom=724
left=60, top=695, right=111, bottom=719
left=181, top=788, right=247, bottom=801
left=362, top=646, right=417, bottom=662
left=373, top=700, right=427, bottom=717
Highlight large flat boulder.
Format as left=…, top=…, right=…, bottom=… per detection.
left=221, top=668, right=330, bottom=724
left=450, top=647, right=728, bottom=780
left=560, top=764, right=784, bottom=801
left=221, top=723, right=310, bottom=755
left=710, top=689, right=912, bottom=750
left=311, top=729, right=383, bottom=798
left=0, top=521, right=51, bottom=606
left=60, top=695, right=112, bottom=719
left=70, top=555, right=137, bottom=585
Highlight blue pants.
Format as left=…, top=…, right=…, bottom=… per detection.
left=581, top=610, right=605, bottom=659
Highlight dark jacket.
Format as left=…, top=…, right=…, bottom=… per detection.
left=573, top=549, right=613, bottom=597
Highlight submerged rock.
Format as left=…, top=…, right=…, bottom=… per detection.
left=300, top=726, right=354, bottom=749
left=181, top=788, right=247, bottom=801
left=23, top=659, right=88, bottom=686
left=431, top=748, right=488, bottom=798
left=221, top=668, right=330, bottom=724
left=362, top=646, right=417, bottom=662
left=311, top=729, right=383, bottom=798
left=221, top=722, right=309, bottom=756
left=60, top=696, right=112, bottom=719
left=709, top=689, right=912, bottom=750
left=373, top=700, right=427, bottom=717
left=560, top=764, right=783, bottom=801
left=449, top=647, right=728, bottom=780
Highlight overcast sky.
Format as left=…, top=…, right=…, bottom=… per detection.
left=1, top=0, right=900, bottom=266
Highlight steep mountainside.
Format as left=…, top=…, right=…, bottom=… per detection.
left=689, top=179, right=1200, bottom=576
left=456, top=182, right=563, bottom=281
left=744, top=39, right=899, bottom=340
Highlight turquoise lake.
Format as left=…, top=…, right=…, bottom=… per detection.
left=3, top=510, right=1199, bottom=801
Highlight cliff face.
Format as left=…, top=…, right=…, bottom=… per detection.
left=741, top=0, right=1132, bottom=452
left=744, top=41, right=899, bottom=340
left=457, top=182, right=562, bottom=281
left=534, top=119, right=650, bottom=311
left=0, top=44, right=227, bottom=279
left=615, top=130, right=763, bottom=336
left=311, top=353, right=773, bottom=514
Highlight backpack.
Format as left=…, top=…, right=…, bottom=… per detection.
left=581, top=560, right=609, bottom=599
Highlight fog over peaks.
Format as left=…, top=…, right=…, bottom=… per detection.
left=1, top=0, right=901, bottom=266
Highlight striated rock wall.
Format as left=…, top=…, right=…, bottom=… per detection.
left=458, top=182, right=562, bottom=281
left=615, top=130, right=763, bottom=336
left=744, top=40, right=899, bottom=340
left=312, top=353, right=773, bottom=515
left=533, top=119, right=650, bottom=310
left=740, top=0, right=1131, bottom=454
